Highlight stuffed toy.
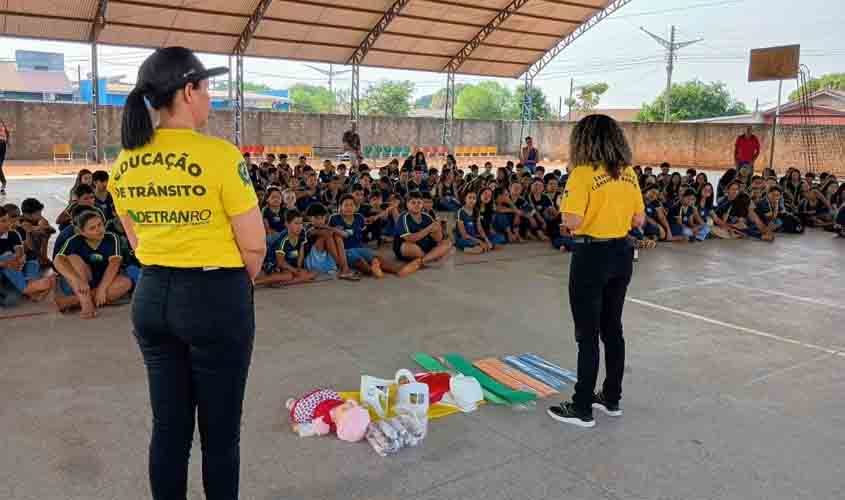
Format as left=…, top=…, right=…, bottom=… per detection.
left=285, top=389, right=370, bottom=442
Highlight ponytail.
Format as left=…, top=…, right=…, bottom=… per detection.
left=121, top=88, right=154, bottom=150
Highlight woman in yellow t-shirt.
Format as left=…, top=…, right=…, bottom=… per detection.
left=547, top=114, right=645, bottom=429
left=113, top=47, right=265, bottom=499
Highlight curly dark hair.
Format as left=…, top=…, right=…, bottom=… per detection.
left=569, top=114, right=632, bottom=179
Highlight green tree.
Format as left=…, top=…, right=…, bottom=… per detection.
left=789, top=73, right=845, bottom=101
left=564, top=82, right=609, bottom=112
left=454, top=81, right=512, bottom=120
left=416, top=84, right=469, bottom=109
left=289, top=84, right=336, bottom=113
left=361, top=80, right=414, bottom=116
left=637, top=80, right=748, bottom=122
left=509, top=84, right=553, bottom=120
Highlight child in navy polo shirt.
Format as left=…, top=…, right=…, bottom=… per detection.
left=394, top=192, right=452, bottom=277
left=54, top=211, right=132, bottom=318
left=20, top=197, right=56, bottom=267
left=330, top=195, right=384, bottom=279
left=454, top=191, right=492, bottom=254
left=0, top=205, right=55, bottom=305
left=92, top=170, right=116, bottom=223
left=493, top=188, right=521, bottom=243
left=56, top=184, right=102, bottom=232
left=641, top=186, right=667, bottom=241
left=256, top=209, right=317, bottom=287
left=262, top=187, right=287, bottom=243
left=668, top=189, right=707, bottom=242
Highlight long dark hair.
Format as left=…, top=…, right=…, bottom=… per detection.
left=698, top=182, right=715, bottom=210
left=121, top=47, right=205, bottom=150
left=569, top=114, right=632, bottom=179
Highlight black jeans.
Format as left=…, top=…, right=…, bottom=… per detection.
left=132, top=266, right=255, bottom=500
left=568, top=238, right=633, bottom=414
left=0, top=141, right=7, bottom=186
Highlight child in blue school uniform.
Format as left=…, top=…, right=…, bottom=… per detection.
left=0, top=205, right=55, bottom=306
left=53, top=211, right=133, bottom=318
left=493, top=188, right=522, bottom=243
left=20, top=198, right=56, bottom=267
left=262, top=187, right=288, bottom=243
left=668, top=189, right=709, bottom=242
left=92, top=170, right=116, bottom=223
left=642, top=185, right=668, bottom=241
left=477, top=187, right=507, bottom=246
left=255, top=209, right=317, bottom=287
left=393, top=192, right=453, bottom=277
left=454, top=191, right=493, bottom=254
left=329, top=195, right=384, bottom=279
left=303, top=203, right=359, bottom=280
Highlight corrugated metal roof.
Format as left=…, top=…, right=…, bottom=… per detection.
left=0, top=0, right=623, bottom=78
left=0, top=62, right=73, bottom=93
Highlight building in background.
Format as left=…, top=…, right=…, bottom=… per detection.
left=684, top=89, right=845, bottom=126
left=0, top=50, right=73, bottom=102
left=77, top=80, right=290, bottom=111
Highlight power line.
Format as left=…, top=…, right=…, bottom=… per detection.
left=642, top=25, right=702, bottom=122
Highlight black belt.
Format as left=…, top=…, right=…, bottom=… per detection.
left=572, top=236, right=628, bottom=244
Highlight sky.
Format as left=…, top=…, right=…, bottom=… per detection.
left=1, top=0, right=843, bottom=112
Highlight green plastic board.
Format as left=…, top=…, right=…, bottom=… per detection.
left=443, top=353, right=537, bottom=404
left=411, top=352, right=508, bottom=405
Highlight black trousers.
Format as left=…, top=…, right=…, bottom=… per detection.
left=568, top=238, right=633, bottom=413
left=132, top=266, right=255, bottom=500
left=0, top=141, right=7, bottom=186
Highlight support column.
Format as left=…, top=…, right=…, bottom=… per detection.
left=350, top=62, right=360, bottom=130
left=441, top=70, right=455, bottom=148
left=90, top=42, right=100, bottom=163
left=519, top=73, right=533, bottom=144
left=234, top=54, right=244, bottom=146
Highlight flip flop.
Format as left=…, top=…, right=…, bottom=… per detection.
left=338, top=272, right=361, bottom=281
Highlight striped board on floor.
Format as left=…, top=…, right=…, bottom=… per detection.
left=473, top=358, right=558, bottom=398
left=443, top=353, right=536, bottom=404
left=518, top=353, right=578, bottom=383
left=503, top=355, right=572, bottom=389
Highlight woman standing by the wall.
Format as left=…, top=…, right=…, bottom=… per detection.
left=111, top=47, right=266, bottom=499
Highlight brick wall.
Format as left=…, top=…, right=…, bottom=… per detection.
left=2, top=101, right=843, bottom=174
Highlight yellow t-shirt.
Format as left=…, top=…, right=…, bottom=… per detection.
left=561, top=164, right=645, bottom=239
left=109, top=128, right=257, bottom=268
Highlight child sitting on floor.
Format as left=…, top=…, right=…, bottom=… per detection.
left=92, top=170, right=116, bottom=223
left=477, top=187, right=506, bottom=246
left=0, top=205, right=55, bottom=305
left=393, top=192, right=452, bottom=277
left=330, top=195, right=384, bottom=279
left=493, top=188, right=521, bottom=243
left=256, top=209, right=317, bottom=287
left=799, top=188, right=835, bottom=228
left=54, top=210, right=132, bottom=318
left=454, top=191, right=493, bottom=254
left=20, top=198, right=55, bottom=267
left=262, top=187, right=287, bottom=243
left=643, top=186, right=670, bottom=241
left=668, top=189, right=707, bottom=242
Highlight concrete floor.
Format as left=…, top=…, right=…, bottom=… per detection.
left=2, top=178, right=845, bottom=500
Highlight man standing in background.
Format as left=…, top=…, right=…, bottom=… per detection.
left=343, top=122, right=362, bottom=169
left=734, top=126, right=760, bottom=172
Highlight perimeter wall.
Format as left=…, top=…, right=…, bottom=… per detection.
left=2, top=101, right=843, bottom=173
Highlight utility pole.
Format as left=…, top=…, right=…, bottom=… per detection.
left=641, top=25, right=702, bottom=122
left=304, top=64, right=352, bottom=112
left=559, top=96, right=563, bottom=121
left=567, top=77, right=574, bottom=121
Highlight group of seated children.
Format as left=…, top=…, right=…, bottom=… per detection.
left=0, top=168, right=137, bottom=317
left=633, top=162, right=844, bottom=251
left=2, top=154, right=842, bottom=314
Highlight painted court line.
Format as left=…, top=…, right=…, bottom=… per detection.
left=627, top=297, right=845, bottom=358
left=647, top=263, right=807, bottom=295
left=725, top=283, right=845, bottom=310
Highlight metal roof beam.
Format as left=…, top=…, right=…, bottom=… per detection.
left=443, top=0, right=531, bottom=73
left=348, top=0, right=412, bottom=65
left=524, top=0, right=634, bottom=80
left=89, top=0, right=109, bottom=42
left=234, top=0, right=275, bottom=55
left=419, top=0, right=581, bottom=24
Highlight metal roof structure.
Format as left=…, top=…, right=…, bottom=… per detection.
left=0, top=0, right=634, bottom=158
left=2, top=0, right=628, bottom=78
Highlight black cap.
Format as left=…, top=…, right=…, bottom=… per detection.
left=136, top=47, right=228, bottom=98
